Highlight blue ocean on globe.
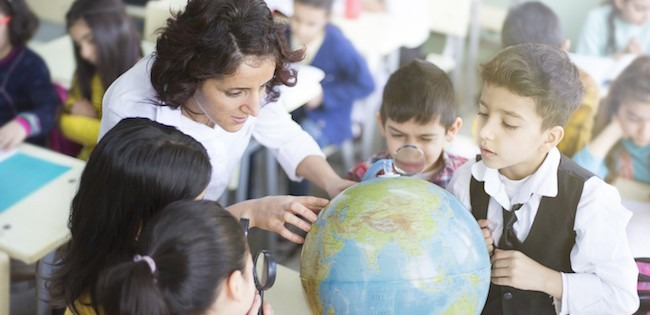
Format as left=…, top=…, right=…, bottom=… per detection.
left=300, top=176, right=491, bottom=314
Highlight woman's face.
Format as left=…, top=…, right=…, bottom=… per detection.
left=69, top=18, right=98, bottom=65
left=191, top=56, right=276, bottom=132
left=617, top=100, right=650, bottom=146
left=616, top=0, right=650, bottom=26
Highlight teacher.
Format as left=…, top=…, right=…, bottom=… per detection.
left=99, top=0, right=353, bottom=243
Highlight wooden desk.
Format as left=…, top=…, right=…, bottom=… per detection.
left=0, top=144, right=85, bottom=315
left=266, top=264, right=310, bottom=315
left=614, top=179, right=650, bottom=258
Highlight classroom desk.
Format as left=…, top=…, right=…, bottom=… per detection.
left=266, top=264, right=311, bottom=315
left=0, top=143, right=85, bottom=315
left=29, top=35, right=156, bottom=89
left=614, top=178, right=650, bottom=258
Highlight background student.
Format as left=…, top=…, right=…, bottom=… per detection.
left=97, top=200, right=273, bottom=315
left=0, top=0, right=60, bottom=150
left=347, top=59, right=465, bottom=188
left=576, top=0, right=650, bottom=57
left=447, top=44, right=638, bottom=314
left=58, top=0, right=142, bottom=160
left=501, top=1, right=601, bottom=157
left=573, top=55, right=650, bottom=184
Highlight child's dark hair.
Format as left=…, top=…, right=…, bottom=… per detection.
left=151, top=0, right=303, bottom=108
left=0, top=0, right=38, bottom=46
left=380, top=59, right=457, bottom=129
left=481, top=44, right=583, bottom=129
left=47, top=118, right=212, bottom=313
left=66, top=0, right=142, bottom=101
left=596, top=56, right=650, bottom=182
left=294, top=0, right=335, bottom=14
left=501, top=1, right=564, bottom=48
left=97, top=199, right=248, bottom=315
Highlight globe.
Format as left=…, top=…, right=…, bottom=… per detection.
left=300, top=176, right=491, bottom=314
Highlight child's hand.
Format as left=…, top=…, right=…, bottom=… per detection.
left=477, top=219, right=494, bottom=256
left=70, top=99, right=97, bottom=118
left=0, top=120, right=28, bottom=150
left=305, top=91, right=323, bottom=109
left=625, top=38, right=644, bottom=55
left=251, top=195, right=328, bottom=243
left=490, top=249, right=562, bottom=298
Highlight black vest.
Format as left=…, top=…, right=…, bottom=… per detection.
left=470, top=155, right=593, bottom=315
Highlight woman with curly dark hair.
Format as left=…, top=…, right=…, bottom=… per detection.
left=100, top=0, right=354, bottom=244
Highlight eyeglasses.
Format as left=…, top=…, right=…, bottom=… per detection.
left=0, top=16, right=11, bottom=25
left=239, top=218, right=277, bottom=315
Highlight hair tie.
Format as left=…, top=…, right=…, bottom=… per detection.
left=133, top=254, right=156, bottom=274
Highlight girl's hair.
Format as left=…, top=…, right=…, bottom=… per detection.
left=66, top=0, right=142, bottom=100
left=0, top=0, right=38, bottom=46
left=594, top=55, right=650, bottom=181
left=47, top=117, right=212, bottom=313
left=605, top=0, right=622, bottom=55
left=151, top=0, right=303, bottom=108
left=97, top=200, right=248, bottom=315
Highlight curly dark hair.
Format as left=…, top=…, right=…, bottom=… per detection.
left=151, top=0, right=303, bottom=108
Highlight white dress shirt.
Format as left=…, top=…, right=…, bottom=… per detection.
left=99, top=54, right=324, bottom=200
left=447, top=148, right=639, bottom=314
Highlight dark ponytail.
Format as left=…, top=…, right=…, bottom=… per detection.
left=97, top=200, right=249, bottom=315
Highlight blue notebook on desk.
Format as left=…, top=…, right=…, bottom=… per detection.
left=0, top=152, right=71, bottom=213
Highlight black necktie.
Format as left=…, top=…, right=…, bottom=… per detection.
left=499, top=203, right=523, bottom=250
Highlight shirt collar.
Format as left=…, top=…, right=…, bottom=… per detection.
left=471, top=148, right=561, bottom=209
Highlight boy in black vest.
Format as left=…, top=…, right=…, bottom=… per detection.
left=447, top=44, right=639, bottom=314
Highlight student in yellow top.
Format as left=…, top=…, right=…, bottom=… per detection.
left=60, top=0, right=141, bottom=160
left=501, top=1, right=600, bottom=157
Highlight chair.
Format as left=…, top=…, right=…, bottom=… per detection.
left=425, top=0, right=473, bottom=87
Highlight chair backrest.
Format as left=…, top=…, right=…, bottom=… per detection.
left=429, top=0, right=473, bottom=38
left=143, top=0, right=187, bottom=42
left=26, top=0, right=74, bottom=24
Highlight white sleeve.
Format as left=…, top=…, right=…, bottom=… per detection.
left=576, top=8, right=608, bottom=56
left=446, top=161, right=474, bottom=212
left=252, top=100, right=324, bottom=181
left=558, top=177, right=639, bottom=314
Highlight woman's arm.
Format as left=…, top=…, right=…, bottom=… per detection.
left=296, top=155, right=356, bottom=197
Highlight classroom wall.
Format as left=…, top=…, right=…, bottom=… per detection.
left=483, top=0, right=604, bottom=52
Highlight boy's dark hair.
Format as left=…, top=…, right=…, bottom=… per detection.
left=0, top=0, right=38, bottom=46
left=380, top=59, right=457, bottom=129
left=294, top=0, right=335, bottom=14
left=481, top=44, right=583, bottom=129
left=501, top=1, right=564, bottom=48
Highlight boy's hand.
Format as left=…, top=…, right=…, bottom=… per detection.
left=490, top=249, right=562, bottom=299
left=477, top=219, right=494, bottom=256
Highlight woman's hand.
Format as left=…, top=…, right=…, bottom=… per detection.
left=324, top=177, right=356, bottom=198
left=0, top=120, right=28, bottom=150
left=229, top=195, right=329, bottom=243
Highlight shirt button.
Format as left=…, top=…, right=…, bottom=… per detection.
left=503, top=292, right=513, bottom=300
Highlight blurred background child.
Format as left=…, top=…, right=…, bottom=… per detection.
left=501, top=1, right=601, bottom=157
left=576, top=0, right=650, bottom=57
left=347, top=60, right=465, bottom=188
left=288, top=0, right=374, bottom=148
left=97, top=200, right=273, bottom=315
left=0, top=0, right=59, bottom=150
left=573, top=55, right=650, bottom=184
left=59, top=0, right=142, bottom=160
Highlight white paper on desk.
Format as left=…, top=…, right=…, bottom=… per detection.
left=0, top=148, right=17, bottom=163
left=570, top=53, right=636, bottom=88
